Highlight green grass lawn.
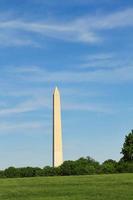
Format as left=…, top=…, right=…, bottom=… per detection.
left=0, top=173, right=133, bottom=200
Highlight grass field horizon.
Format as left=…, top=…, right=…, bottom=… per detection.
left=0, top=173, right=133, bottom=200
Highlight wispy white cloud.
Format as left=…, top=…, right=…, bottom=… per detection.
left=74, top=8, right=133, bottom=30
left=1, top=7, right=133, bottom=46
left=78, top=53, right=133, bottom=70
left=0, top=19, right=99, bottom=44
left=0, top=90, right=110, bottom=115
left=0, top=97, right=49, bottom=116
left=84, top=53, right=113, bottom=61
left=0, top=122, right=44, bottom=131
left=15, top=65, right=133, bottom=83
left=2, top=64, right=133, bottom=96
left=63, top=102, right=112, bottom=113
left=1, top=64, right=131, bottom=116
left=12, top=66, right=42, bottom=73
left=0, top=121, right=51, bottom=135
left=0, top=66, right=112, bottom=115
left=0, top=64, right=133, bottom=117
left=0, top=30, right=39, bottom=47
left=94, top=8, right=133, bottom=29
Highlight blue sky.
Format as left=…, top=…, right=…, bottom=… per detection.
left=0, top=0, right=133, bottom=169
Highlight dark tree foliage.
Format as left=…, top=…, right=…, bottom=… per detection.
left=60, top=160, right=76, bottom=175
left=101, top=159, right=117, bottom=174
left=117, top=161, right=133, bottom=173
left=60, top=157, right=100, bottom=176
left=0, top=170, right=5, bottom=178
left=43, top=166, right=56, bottom=176
left=18, top=167, right=39, bottom=177
left=121, top=130, right=133, bottom=162
left=4, top=167, right=19, bottom=178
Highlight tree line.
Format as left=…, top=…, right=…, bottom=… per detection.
left=0, top=130, right=133, bottom=178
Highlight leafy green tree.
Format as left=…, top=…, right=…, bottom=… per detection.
left=76, top=157, right=99, bottom=175
left=43, top=166, right=55, bottom=176
left=18, top=167, right=37, bottom=177
left=101, top=159, right=117, bottom=174
left=117, top=161, right=133, bottom=173
left=60, top=161, right=76, bottom=175
left=121, top=130, right=133, bottom=162
left=4, top=167, right=19, bottom=178
left=60, top=157, right=100, bottom=176
left=34, top=167, right=44, bottom=176
left=0, top=170, right=5, bottom=178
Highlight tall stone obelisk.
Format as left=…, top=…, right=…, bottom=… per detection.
left=53, top=87, right=63, bottom=167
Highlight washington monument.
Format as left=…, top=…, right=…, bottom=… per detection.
left=53, top=87, right=63, bottom=167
